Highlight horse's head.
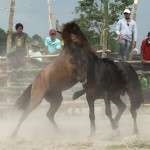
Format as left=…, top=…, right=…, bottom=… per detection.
left=62, top=21, right=89, bottom=47
left=61, top=21, right=99, bottom=85
left=61, top=21, right=92, bottom=83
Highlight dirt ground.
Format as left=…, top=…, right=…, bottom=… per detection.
left=0, top=90, right=150, bottom=150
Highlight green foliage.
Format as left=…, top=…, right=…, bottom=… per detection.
left=76, top=0, right=134, bottom=51
left=31, top=34, right=45, bottom=48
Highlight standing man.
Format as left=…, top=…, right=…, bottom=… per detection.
left=45, top=29, right=61, bottom=54
left=8, top=23, right=29, bottom=68
left=116, top=8, right=137, bottom=60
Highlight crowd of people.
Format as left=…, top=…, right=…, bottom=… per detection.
left=5, top=8, right=150, bottom=70
left=7, top=23, right=63, bottom=68
left=8, top=9, right=150, bottom=64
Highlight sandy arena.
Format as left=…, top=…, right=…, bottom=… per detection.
left=0, top=86, right=150, bottom=150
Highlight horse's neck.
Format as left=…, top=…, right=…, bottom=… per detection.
left=63, top=43, right=89, bottom=82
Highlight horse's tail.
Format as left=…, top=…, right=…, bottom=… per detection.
left=15, top=84, right=32, bottom=110
left=72, top=89, right=85, bottom=100
left=126, top=64, right=144, bottom=109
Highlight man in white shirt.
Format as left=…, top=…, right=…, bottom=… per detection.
left=116, top=9, right=137, bottom=60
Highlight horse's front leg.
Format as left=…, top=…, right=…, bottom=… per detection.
left=46, top=92, right=63, bottom=131
left=86, top=94, right=96, bottom=136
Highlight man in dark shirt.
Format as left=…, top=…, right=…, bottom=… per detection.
left=12, top=23, right=28, bottom=55
left=8, top=23, right=29, bottom=68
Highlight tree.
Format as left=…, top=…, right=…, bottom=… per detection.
left=76, top=0, right=134, bottom=51
left=32, top=34, right=45, bottom=48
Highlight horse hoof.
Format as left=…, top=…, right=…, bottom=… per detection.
left=88, top=132, right=95, bottom=138
left=133, top=129, right=139, bottom=135
left=11, top=131, right=17, bottom=138
left=111, top=129, right=120, bottom=138
left=112, top=122, right=118, bottom=130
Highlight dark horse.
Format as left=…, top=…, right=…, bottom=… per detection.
left=12, top=22, right=92, bottom=136
left=73, top=57, right=144, bottom=136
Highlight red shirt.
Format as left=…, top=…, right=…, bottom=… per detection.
left=141, top=38, right=150, bottom=60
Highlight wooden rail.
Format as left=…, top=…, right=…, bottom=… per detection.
left=0, top=54, right=59, bottom=60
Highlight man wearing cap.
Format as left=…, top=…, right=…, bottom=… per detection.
left=116, top=8, right=137, bottom=60
left=141, top=32, right=150, bottom=62
left=45, top=29, right=61, bottom=54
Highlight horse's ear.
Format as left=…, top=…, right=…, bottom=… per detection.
left=57, top=30, right=62, bottom=34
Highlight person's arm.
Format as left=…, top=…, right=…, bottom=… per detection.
left=56, top=40, right=61, bottom=50
left=44, top=38, right=50, bottom=54
left=116, top=20, right=121, bottom=40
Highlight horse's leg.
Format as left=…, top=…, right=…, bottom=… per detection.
left=12, top=86, right=46, bottom=137
left=46, top=92, right=62, bottom=130
left=86, top=94, right=95, bottom=136
left=104, top=97, right=117, bottom=130
left=12, top=102, right=35, bottom=137
left=130, top=104, right=138, bottom=134
left=111, top=98, right=126, bottom=126
left=128, top=91, right=140, bottom=134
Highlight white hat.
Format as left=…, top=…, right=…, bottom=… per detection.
left=124, top=9, right=131, bottom=14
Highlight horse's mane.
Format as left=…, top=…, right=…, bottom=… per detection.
left=61, top=21, right=100, bottom=83
left=62, top=21, right=90, bottom=47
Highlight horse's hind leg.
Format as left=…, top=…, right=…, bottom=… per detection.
left=86, top=94, right=95, bottom=136
left=130, top=104, right=138, bottom=134
left=12, top=103, right=34, bottom=137
left=128, top=92, right=140, bottom=134
left=111, top=98, right=126, bottom=126
left=12, top=91, right=45, bottom=137
left=104, top=98, right=118, bottom=130
left=46, top=92, right=62, bottom=131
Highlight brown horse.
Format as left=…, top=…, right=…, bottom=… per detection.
left=12, top=22, right=92, bottom=136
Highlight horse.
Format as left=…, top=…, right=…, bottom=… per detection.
left=73, top=57, right=144, bottom=136
left=12, top=21, right=93, bottom=136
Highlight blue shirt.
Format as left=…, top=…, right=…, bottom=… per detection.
left=45, top=37, right=61, bottom=53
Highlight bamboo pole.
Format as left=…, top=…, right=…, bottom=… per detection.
left=47, top=0, right=53, bottom=29
left=6, top=0, right=15, bottom=54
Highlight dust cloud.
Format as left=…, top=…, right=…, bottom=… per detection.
left=0, top=91, right=150, bottom=150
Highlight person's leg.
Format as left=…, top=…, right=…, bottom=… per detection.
left=124, top=40, right=131, bottom=60
left=119, top=40, right=126, bottom=60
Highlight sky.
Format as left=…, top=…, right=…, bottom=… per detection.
left=0, top=0, right=150, bottom=46
left=0, top=0, right=78, bottom=37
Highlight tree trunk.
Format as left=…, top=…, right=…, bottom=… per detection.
left=131, top=0, right=139, bottom=20
left=103, top=0, right=109, bottom=50
left=100, top=0, right=109, bottom=57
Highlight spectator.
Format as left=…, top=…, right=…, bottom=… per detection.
left=45, top=29, right=61, bottom=54
left=8, top=23, right=29, bottom=68
left=116, top=8, right=137, bottom=60
left=141, top=32, right=150, bottom=62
